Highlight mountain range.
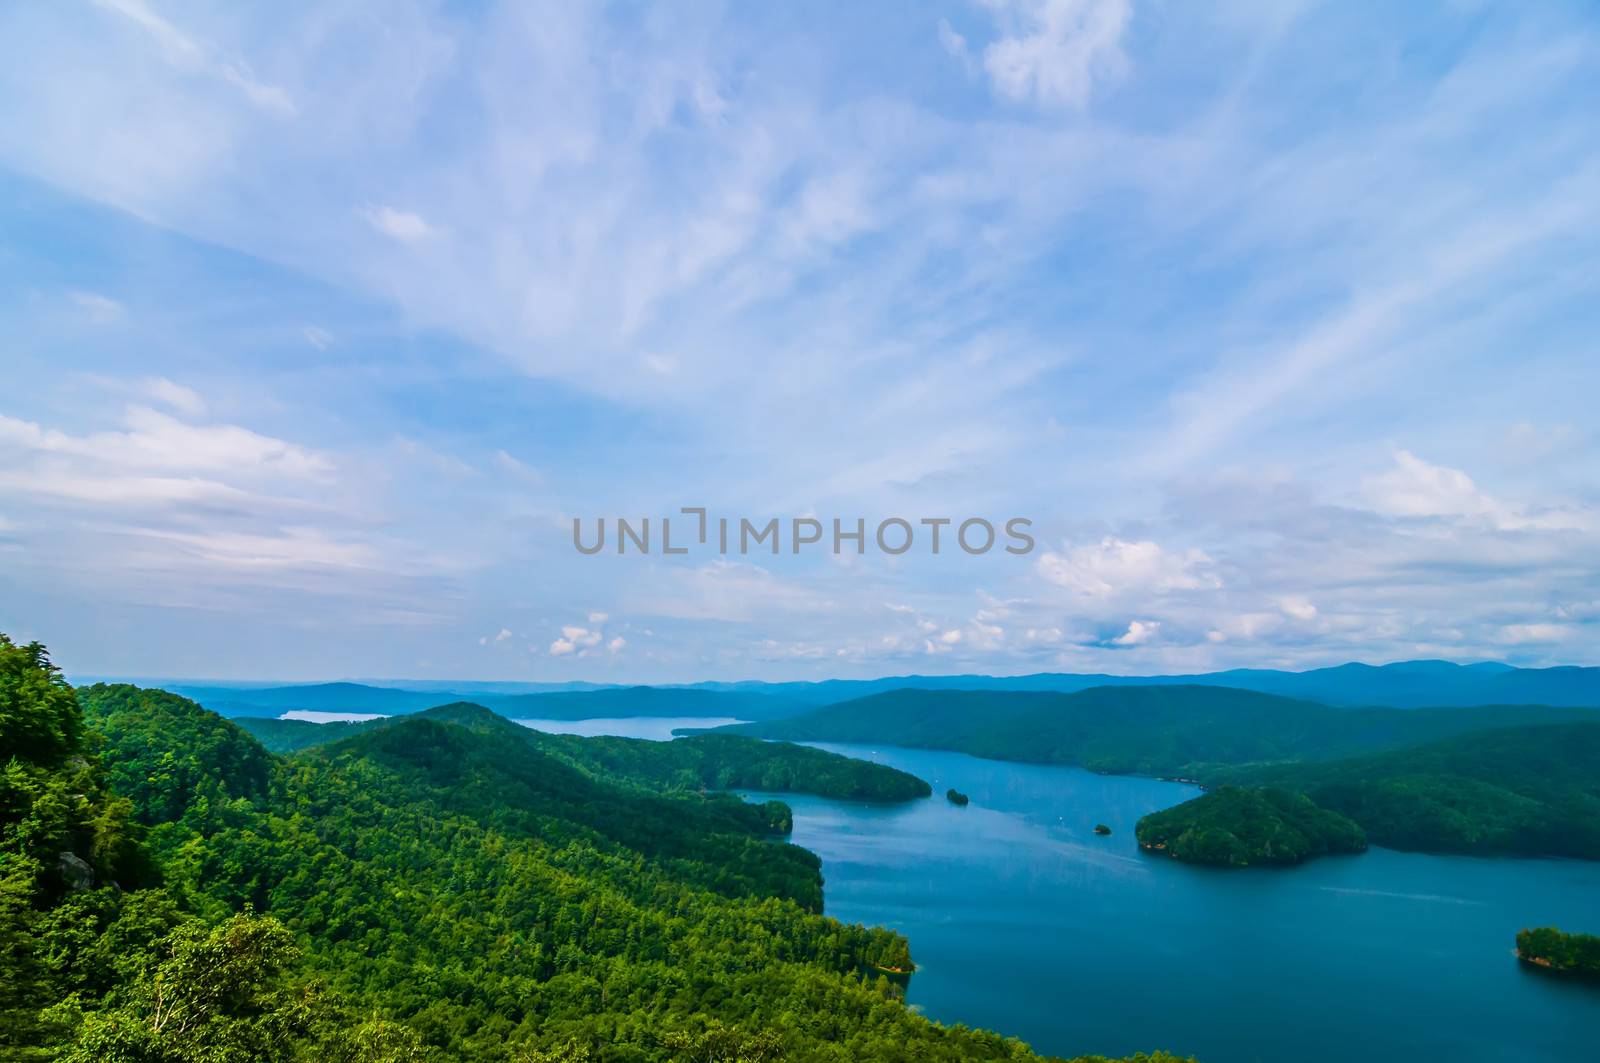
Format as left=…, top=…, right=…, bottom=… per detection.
left=102, top=659, right=1600, bottom=721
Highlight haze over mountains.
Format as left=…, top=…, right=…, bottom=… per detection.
left=93, top=659, right=1600, bottom=721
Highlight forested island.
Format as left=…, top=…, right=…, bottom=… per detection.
left=947, top=788, right=970, bottom=806
left=1, top=633, right=1197, bottom=1062
left=718, top=686, right=1600, bottom=860
left=1134, top=787, right=1367, bottom=867
left=1516, top=927, right=1600, bottom=980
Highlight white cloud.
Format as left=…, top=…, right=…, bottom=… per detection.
left=561, top=625, right=601, bottom=646
left=91, top=0, right=295, bottom=117
left=550, top=621, right=604, bottom=657
left=1365, top=450, right=1499, bottom=521
left=1110, top=619, right=1159, bottom=646
left=478, top=627, right=513, bottom=645
left=980, top=0, right=1131, bottom=110
left=128, top=525, right=376, bottom=570
left=608, top=636, right=626, bottom=653
left=302, top=325, right=332, bottom=350
left=1036, top=537, right=1220, bottom=598
left=134, top=377, right=206, bottom=417
left=70, top=290, right=124, bottom=323
left=587, top=611, right=609, bottom=624
left=0, top=406, right=331, bottom=480
left=493, top=450, right=542, bottom=483
left=361, top=205, right=442, bottom=244
left=1365, top=450, right=1595, bottom=531
left=627, top=561, right=836, bottom=623
left=939, top=628, right=963, bottom=645
left=938, top=18, right=974, bottom=73
left=1277, top=596, right=1318, bottom=621
left=1498, top=623, right=1570, bottom=644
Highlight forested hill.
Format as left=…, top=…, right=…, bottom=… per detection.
left=713, top=685, right=1599, bottom=776
left=165, top=680, right=816, bottom=721
left=12, top=634, right=1188, bottom=1062
left=1217, top=722, right=1600, bottom=859
left=238, top=701, right=932, bottom=802
left=1134, top=787, right=1368, bottom=867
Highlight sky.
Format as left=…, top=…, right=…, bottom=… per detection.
left=1, top=0, right=1597, bottom=683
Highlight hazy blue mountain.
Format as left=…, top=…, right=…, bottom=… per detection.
left=165, top=681, right=456, bottom=718
left=161, top=680, right=817, bottom=722
left=688, top=660, right=1600, bottom=709
left=474, top=685, right=820, bottom=721
left=141, top=659, right=1600, bottom=723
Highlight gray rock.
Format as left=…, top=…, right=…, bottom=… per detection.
left=56, top=851, right=95, bottom=891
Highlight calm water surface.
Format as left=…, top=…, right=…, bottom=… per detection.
left=750, top=742, right=1600, bottom=1063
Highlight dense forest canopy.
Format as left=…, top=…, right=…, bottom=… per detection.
left=238, top=704, right=931, bottom=802
left=719, top=685, right=1599, bottom=775
left=1134, top=787, right=1367, bottom=868
left=1217, top=723, right=1600, bottom=858
left=3, top=633, right=1193, bottom=1062
left=1516, top=927, right=1600, bottom=979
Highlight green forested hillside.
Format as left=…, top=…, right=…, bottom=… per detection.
left=1218, top=723, right=1600, bottom=858
left=1134, top=787, right=1367, bottom=867
left=3, top=634, right=1185, bottom=1062
left=238, top=703, right=931, bottom=802
left=718, top=685, right=1596, bottom=775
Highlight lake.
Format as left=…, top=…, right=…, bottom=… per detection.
left=756, top=743, right=1600, bottom=1063
left=524, top=716, right=1600, bottom=1062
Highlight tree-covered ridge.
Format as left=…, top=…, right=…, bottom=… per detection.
left=1516, top=927, right=1600, bottom=979
left=1134, top=787, right=1367, bottom=868
left=237, top=702, right=932, bottom=802
left=1, top=637, right=145, bottom=1054
left=5, top=635, right=1190, bottom=1061
left=721, top=686, right=1600, bottom=861
left=719, top=685, right=1599, bottom=776
left=1218, top=722, right=1600, bottom=859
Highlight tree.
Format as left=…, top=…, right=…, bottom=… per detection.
left=64, top=912, right=316, bottom=1063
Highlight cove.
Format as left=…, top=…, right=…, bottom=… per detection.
left=748, top=742, right=1600, bottom=1063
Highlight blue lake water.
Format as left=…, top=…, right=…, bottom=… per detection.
left=517, top=716, right=1600, bottom=1061
left=745, top=742, right=1600, bottom=1063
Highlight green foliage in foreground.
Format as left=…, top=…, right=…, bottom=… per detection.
left=237, top=703, right=931, bottom=802
left=3, top=633, right=1190, bottom=1062
left=1516, top=927, right=1600, bottom=980
left=1134, top=786, right=1367, bottom=867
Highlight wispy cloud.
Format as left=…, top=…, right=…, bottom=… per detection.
left=0, top=2, right=1595, bottom=678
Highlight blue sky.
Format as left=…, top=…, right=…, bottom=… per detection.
left=1, top=0, right=1597, bottom=682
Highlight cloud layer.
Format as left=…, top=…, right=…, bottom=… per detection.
left=0, top=1, right=1596, bottom=679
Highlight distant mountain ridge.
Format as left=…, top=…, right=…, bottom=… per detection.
left=128, top=659, right=1600, bottom=721
left=709, top=686, right=1600, bottom=775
